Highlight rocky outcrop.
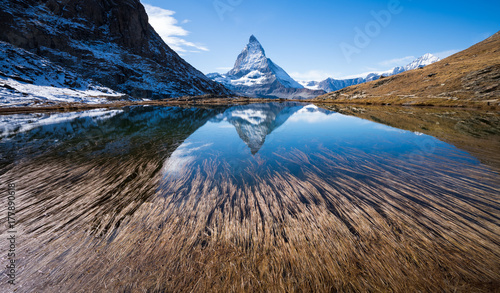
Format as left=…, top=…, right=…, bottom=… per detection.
left=0, top=0, right=231, bottom=99
left=462, top=64, right=500, bottom=98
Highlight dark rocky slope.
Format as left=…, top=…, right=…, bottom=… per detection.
left=0, top=0, right=231, bottom=99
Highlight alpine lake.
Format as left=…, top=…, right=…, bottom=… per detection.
left=1, top=102, right=499, bottom=292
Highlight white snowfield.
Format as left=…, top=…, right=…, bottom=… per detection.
left=0, top=42, right=126, bottom=107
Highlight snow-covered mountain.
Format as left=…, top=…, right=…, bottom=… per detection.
left=0, top=0, right=230, bottom=104
left=300, top=54, right=440, bottom=93
left=208, top=36, right=325, bottom=99
left=390, top=53, right=441, bottom=76
left=405, top=53, right=440, bottom=70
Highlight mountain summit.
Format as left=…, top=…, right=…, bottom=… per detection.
left=208, top=36, right=325, bottom=99
left=228, top=35, right=267, bottom=77
left=390, top=53, right=441, bottom=75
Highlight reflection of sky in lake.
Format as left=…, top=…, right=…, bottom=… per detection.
left=162, top=104, right=479, bottom=181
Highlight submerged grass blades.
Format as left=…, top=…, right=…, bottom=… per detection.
left=1, top=142, right=499, bottom=292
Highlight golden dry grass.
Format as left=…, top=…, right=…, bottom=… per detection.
left=315, top=31, right=500, bottom=108
left=1, top=137, right=499, bottom=292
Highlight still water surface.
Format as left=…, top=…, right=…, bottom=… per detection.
left=1, top=103, right=499, bottom=292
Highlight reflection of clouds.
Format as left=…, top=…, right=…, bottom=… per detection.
left=162, top=142, right=213, bottom=176
left=371, top=124, right=405, bottom=133
left=218, top=124, right=234, bottom=129
left=231, top=110, right=267, bottom=125
left=288, top=105, right=340, bottom=123
left=0, top=109, right=123, bottom=137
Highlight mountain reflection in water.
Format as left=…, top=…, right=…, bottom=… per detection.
left=0, top=103, right=499, bottom=292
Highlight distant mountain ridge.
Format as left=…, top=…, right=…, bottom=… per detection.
left=0, top=0, right=230, bottom=104
left=208, top=35, right=325, bottom=99
left=300, top=54, right=440, bottom=93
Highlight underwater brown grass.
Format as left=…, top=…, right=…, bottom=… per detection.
left=1, top=140, right=499, bottom=292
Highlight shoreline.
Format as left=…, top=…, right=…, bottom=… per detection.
left=0, top=95, right=499, bottom=115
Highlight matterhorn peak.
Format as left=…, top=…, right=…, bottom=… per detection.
left=209, top=35, right=324, bottom=99
left=228, top=35, right=268, bottom=77
left=249, top=35, right=259, bottom=43
left=245, top=34, right=266, bottom=56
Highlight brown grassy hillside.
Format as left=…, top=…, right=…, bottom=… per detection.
left=315, top=31, right=500, bottom=108
left=315, top=104, right=500, bottom=171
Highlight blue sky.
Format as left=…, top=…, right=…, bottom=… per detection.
left=141, top=0, right=499, bottom=81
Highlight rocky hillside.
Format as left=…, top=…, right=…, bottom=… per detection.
left=0, top=41, right=125, bottom=106
left=315, top=32, right=500, bottom=107
left=0, top=0, right=231, bottom=100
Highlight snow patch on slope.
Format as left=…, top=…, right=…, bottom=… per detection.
left=0, top=41, right=125, bottom=107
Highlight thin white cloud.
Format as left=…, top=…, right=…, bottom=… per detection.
left=340, top=68, right=394, bottom=79
left=289, top=70, right=339, bottom=82
left=432, top=49, right=460, bottom=60
left=143, top=3, right=208, bottom=53
left=474, top=32, right=492, bottom=43
left=362, top=67, right=380, bottom=72
left=378, top=56, right=415, bottom=67
left=216, top=66, right=233, bottom=72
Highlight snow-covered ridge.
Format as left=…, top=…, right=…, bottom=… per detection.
left=404, top=53, right=440, bottom=71
left=0, top=42, right=125, bottom=107
left=300, top=54, right=440, bottom=93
